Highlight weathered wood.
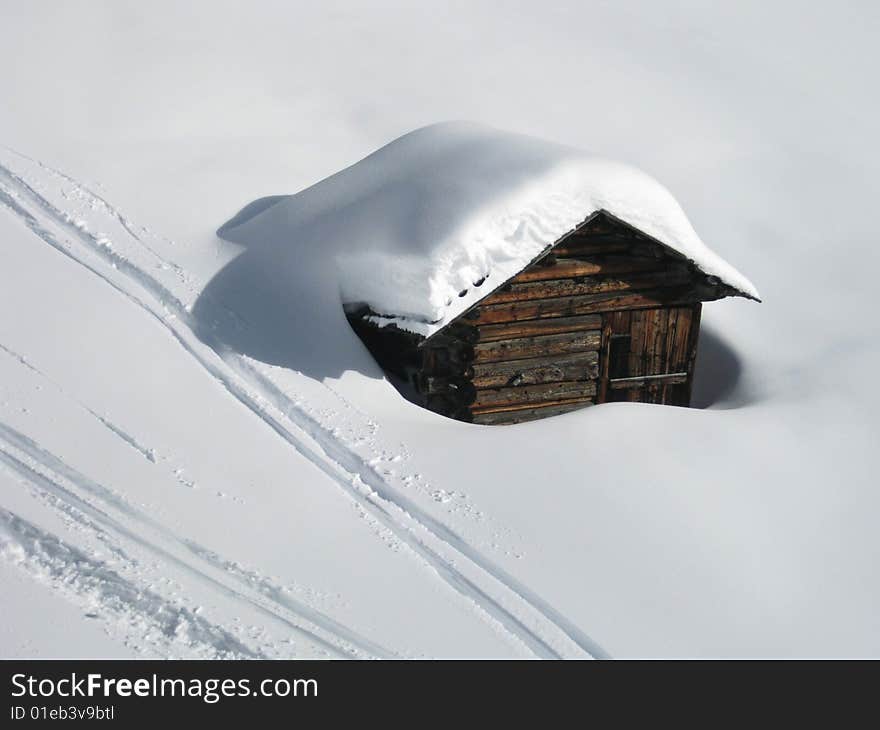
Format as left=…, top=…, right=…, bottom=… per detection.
left=421, top=344, right=475, bottom=376
left=471, top=380, right=596, bottom=409
left=650, top=308, right=668, bottom=374
left=471, top=351, right=598, bottom=389
left=609, top=309, right=631, bottom=335
left=418, top=375, right=477, bottom=403
left=629, top=307, right=646, bottom=377
left=469, top=288, right=699, bottom=325
left=594, top=306, right=701, bottom=405
left=550, top=239, right=635, bottom=257
left=576, top=216, right=620, bottom=235
left=514, top=256, right=670, bottom=283
left=425, top=332, right=475, bottom=349
left=664, top=307, right=680, bottom=373
left=471, top=394, right=594, bottom=416
left=438, top=322, right=480, bottom=345
left=352, top=209, right=724, bottom=423
left=609, top=372, right=688, bottom=389
left=597, top=313, right=613, bottom=403
left=421, top=358, right=474, bottom=380
left=669, top=306, right=693, bottom=371
left=471, top=400, right=593, bottom=425
left=424, top=394, right=473, bottom=421
left=577, top=214, right=623, bottom=234
left=346, top=313, right=422, bottom=378
left=482, top=269, right=692, bottom=305
left=553, top=238, right=664, bottom=258
left=476, top=314, right=602, bottom=342
left=473, top=330, right=601, bottom=363
left=683, top=303, right=702, bottom=406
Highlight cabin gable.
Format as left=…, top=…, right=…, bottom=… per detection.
left=348, top=211, right=742, bottom=425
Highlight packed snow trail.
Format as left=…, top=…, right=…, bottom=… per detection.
left=0, top=508, right=260, bottom=659
left=0, top=150, right=608, bottom=659
left=0, top=423, right=392, bottom=658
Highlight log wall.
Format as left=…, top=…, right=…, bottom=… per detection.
left=416, top=212, right=717, bottom=424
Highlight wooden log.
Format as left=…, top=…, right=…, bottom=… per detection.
left=471, top=380, right=596, bottom=409
left=418, top=375, right=477, bottom=404
left=482, top=269, right=692, bottom=305
left=514, top=256, right=669, bottom=283
left=471, top=394, right=594, bottom=416
left=469, top=288, right=698, bottom=325
left=421, top=343, right=475, bottom=375
left=439, top=322, right=480, bottom=344
left=551, top=239, right=634, bottom=256
left=425, top=394, right=474, bottom=421
left=471, top=351, right=598, bottom=388
left=476, top=314, right=601, bottom=342
left=473, top=330, right=601, bottom=363
left=471, top=400, right=593, bottom=425
left=553, top=238, right=663, bottom=258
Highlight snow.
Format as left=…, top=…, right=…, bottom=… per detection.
left=0, top=1, right=878, bottom=658
left=219, top=122, right=759, bottom=337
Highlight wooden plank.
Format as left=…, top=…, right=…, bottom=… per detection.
left=611, top=310, right=631, bottom=335
left=629, top=309, right=646, bottom=377
left=471, top=351, right=598, bottom=389
left=553, top=238, right=662, bottom=258
left=609, top=372, right=688, bottom=389
left=653, top=308, right=669, bottom=374
left=418, top=375, right=477, bottom=404
left=664, top=307, right=679, bottom=374
left=473, top=330, right=600, bottom=363
left=468, top=288, right=698, bottom=325
left=575, top=217, right=621, bottom=235
left=684, top=302, right=702, bottom=406
left=551, top=240, right=636, bottom=257
left=597, top=314, right=613, bottom=404
left=476, top=314, right=601, bottom=342
left=471, top=394, right=594, bottom=416
left=597, top=310, right=631, bottom=404
left=514, top=256, right=667, bottom=283
left=669, top=306, right=693, bottom=372
left=472, top=400, right=593, bottom=425
left=645, top=308, right=657, bottom=378
left=471, top=380, right=596, bottom=409
left=482, top=269, right=692, bottom=305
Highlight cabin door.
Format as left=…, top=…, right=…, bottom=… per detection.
left=597, top=305, right=701, bottom=406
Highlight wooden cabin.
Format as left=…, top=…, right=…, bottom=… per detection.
left=348, top=209, right=755, bottom=425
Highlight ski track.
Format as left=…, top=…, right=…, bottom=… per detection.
left=0, top=342, right=159, bottom=464
left=0, top=425, right=388, bottom=659
left=0, top=150, right=608, bottom=659
left=0, top=507, right=260, bottom=659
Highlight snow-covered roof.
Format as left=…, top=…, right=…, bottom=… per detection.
left=218, top=122, right=759, bottom=338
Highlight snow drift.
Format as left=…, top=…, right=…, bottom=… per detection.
left=218, top=122, right=759, bottom=337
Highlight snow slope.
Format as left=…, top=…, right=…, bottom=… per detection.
left=219, top=122, right=758, bottom=336
left=1, top=1, right=879, bottom=658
